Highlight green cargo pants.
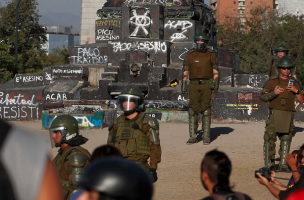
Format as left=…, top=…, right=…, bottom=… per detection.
left=263, top=110, right=295, bottom=168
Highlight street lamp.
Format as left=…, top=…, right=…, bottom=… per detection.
left=15, top=0, right=21, bottom=74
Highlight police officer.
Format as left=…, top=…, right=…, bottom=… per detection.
left=260, top=57, right=304, bottom=171
left=77, top=158, right=153, bottom=200
left=182, top=33, right=219, bottom=145
left=107, top=87, right=161, bottom=183
left=269, top=45, right=290, bottom=78
left=49, top=115, right=91, bottom=199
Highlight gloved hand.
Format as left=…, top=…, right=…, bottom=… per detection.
left=149, top=168, right=158, bottom=183
left=212, top=91, right=218, bottom=98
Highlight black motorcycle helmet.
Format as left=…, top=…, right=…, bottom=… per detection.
left=79, top=158, right=153, bottom=200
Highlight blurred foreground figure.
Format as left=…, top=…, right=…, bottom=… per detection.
left=49, top=115, right=91, bottom=199
left=0, top=119, right=62, bottom=200
left=77, top=158, right=153, bottom=200
left=200, top=149, right=252, bottom=200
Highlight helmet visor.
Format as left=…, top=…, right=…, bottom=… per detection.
left=49, top=127, right=65, bottom=148
left=118, top=94, right=140, bottom=112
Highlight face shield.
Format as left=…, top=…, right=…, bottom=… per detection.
left=118, top=94, right=141, bottom=113
left=193, top=38, right=208, bottom=50
left=49, top=127, right=67, bottom=148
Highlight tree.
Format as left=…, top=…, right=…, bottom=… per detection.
left=46, top=46, right=70, bottom=66
left=217, top=6, right=304, bottom=83
left=0, top=0, right=47, bottom=74
left=0, top=43, right=14, bottom=84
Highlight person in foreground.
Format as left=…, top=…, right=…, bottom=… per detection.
left=107, top=87, right=161, bottom=183
left=76, top=158, right=153, bottom=200
left=200, top=149, right=252, bottom=200
left=49, top=115, right=91, bottom=199
left=0, top=119, right=63, bottom=200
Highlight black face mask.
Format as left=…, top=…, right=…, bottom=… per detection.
left=196, top=43, right=207, bottom=50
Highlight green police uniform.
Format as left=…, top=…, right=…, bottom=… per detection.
left=53, top=145, right=91, bottom=199
left=107, top=87, right=161, bottom=182
left=108, top=113, right=161, bottom=170
left=260, top=57, right=303, bottom=171
left=49, top=115, right=91, bottom=199
left=182, top=34, right=219, bottom=144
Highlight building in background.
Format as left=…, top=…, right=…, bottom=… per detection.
left=80, top=0, right=106, bottom=45
left=276, top=0, right=304, bottom=16
left=210, top=0, right=274, bottom=27
left=42, top=26, right=80, bottom=54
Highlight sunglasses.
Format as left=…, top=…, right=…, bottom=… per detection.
left=279, top=68, right=291, bottom=71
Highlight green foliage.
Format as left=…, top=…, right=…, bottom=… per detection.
left=46, top=46, right=70, bottom=66
left=217, top=6, right=304, bottom=83
left=0, top=0, right=71, bottom=83
left=0, top=43, right=14, bottom=84
left=0, top=0, right=47, bottom=74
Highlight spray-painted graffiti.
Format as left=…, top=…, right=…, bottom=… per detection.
left=15, top=75, right=43, bottom=83
left=124, top=0, right=183, bottom=6
left=96, top=20, right=121, bottom=27
left=238, top=93, right=253, bottom=101
left=109, top=41, right=167, bottom=53
left=164, top=20, right=193, bottom=42
left=226, top=104, right=258, bottom=115
left=179, top=48, right=189, bottom=60
left=86, top=37, right=95, bottom=43
left=129, top=9, right=151, bottom=37
left=52, top=68, right=83, bottom=74
left=0, top=92, right=40, bottom=119
left=45, top=72, right=53, bottom=81
left=96, top=29, right=119, bottom=41
left=42, top=111, right=103, bottom=129
left=45, top=93, right=67, bottom=101
left=145, top=100, right=188, bottom=110
left=70, top=48, right=108, bottom=64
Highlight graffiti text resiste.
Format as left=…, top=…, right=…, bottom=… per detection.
left=0, top=92, right=38, bottom=106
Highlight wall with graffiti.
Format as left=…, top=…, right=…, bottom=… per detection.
left=42, top=109, right=117, bottom=129
left=0, top=89, right=43, bottom=120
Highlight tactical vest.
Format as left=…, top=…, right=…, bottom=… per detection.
left=53, top=146, right=90, bottom=199
left=269, top=78, right=296, bottom=111
left=114, top=113, right=151, bottom=157
left=189, top=50, right=213, bottom=80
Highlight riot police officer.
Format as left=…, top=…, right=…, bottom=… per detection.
left=49, top=115, right=91, bottom=199
left=107, top=87, right=161, bottom=183
left=260, top=57, right=304, bottom=171
left=269, top=45, right=290, bottom=78
left=182, top=33, right=219, bottom=145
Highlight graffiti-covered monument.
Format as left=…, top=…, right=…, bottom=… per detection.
left=70, top=0, right=218, bottom=100
left=3, top=0, right=296, bottom=124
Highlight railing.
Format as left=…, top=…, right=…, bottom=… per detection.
left=43, top=26, right=80, bottom=36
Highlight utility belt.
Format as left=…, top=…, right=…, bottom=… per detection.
left=190, top=79, right=210, bottom=85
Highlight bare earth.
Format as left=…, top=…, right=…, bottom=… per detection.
left=10, top=121, right=304, bottom=200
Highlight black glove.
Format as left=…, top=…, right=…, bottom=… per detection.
left=149, top=168, right=158, bottom=183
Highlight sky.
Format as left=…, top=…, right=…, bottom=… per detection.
left=36, top=0, right=81, bottom=15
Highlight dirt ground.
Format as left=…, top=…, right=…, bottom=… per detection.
left=10, top=120, right=304, bottom=200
